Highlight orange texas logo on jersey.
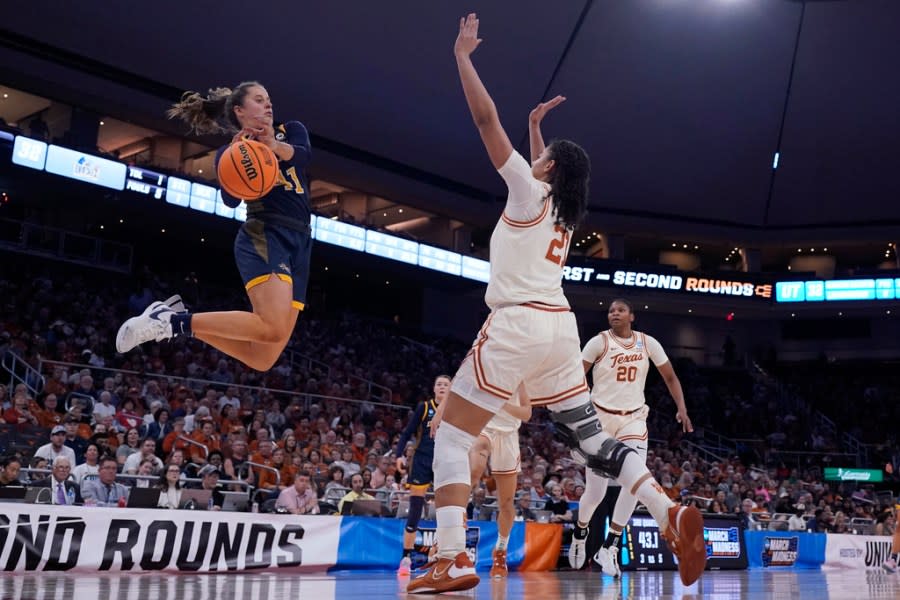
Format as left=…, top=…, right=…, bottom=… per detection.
left=609, top=352, right=644, bottom=367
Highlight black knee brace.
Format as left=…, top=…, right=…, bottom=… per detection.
left=585, top=437, right=635, bottom=479
left=405, top=494, right=426, bottom=533
left=550, top=401, right=602, bottom=459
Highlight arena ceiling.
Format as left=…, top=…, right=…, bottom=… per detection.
left=1, top=0, right=899, bottom=243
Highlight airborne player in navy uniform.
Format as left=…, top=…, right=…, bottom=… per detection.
left=117, top=82, right=314, bottom=374
left=394, top=375, right=451, bottom=575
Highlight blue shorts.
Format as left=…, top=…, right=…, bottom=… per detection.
left=408, top=451, right=434, bottom=488
left=233, top=218, right=312, bottom=310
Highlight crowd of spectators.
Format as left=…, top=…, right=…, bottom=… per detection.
left=0, top=259, right=897, bottom=536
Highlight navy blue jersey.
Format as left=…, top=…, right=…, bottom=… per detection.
left=216, top=120, right=312, bottom=223
left=395, top=399, right=438, bottom=457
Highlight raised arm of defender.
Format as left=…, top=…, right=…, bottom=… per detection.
left=528, top=95, right=566, bottom=164
left=454, top=13, right=514, bottom=170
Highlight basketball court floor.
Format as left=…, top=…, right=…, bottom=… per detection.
left=3, top=569, right=899, bottom=600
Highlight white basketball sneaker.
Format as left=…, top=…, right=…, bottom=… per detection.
left=116, top=300, right=177, bottom=352
left=397, top=555, right=412, bottom=576
left=568, top=525, right=589, bottom=569
left=163, top=294, right=186, bottom=313
left=594, top=546, right=621, bottom=577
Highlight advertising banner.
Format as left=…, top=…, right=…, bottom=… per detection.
left=824, top=534, right=894, bottom=570
left=744, top=530, right=825, bottom=569
left=0, top=504, right=340, bottom=573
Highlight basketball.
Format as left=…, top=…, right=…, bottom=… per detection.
left=216, top=139, right=278, bottom=201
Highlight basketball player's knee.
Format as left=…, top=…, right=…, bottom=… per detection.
left=586, top=437, right=635, bottom=479
left=405, top=495, right=426, bottom=533
left=549, top=401, right=601, bottom=451
left=256, top=323, right=284, bottom=345
left=247, top=348, right=281, bottom=371
left=245, top=355, right=277, bottom=372
left=433, top=423, right=475, bottom=488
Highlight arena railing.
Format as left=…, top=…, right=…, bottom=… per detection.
left=177, top=435, right=208, bottom=459
left=0, top=216, right=132, bottom=273
left=679, top=439, right=727, bottom=464
left=349, top=374, right=392, bottom=403
left=39, top=360, right=412, bottom=416
left=20, top=467, right=253, bottom=491
left=245, top=461, right=280, bottom=487
left=65, top=392, right=95, bottom=414
left=283, top=346, right=332, bottom=378
left=1, top=350, right=45, bottom=398
left=841, top=432, right=870, bottom=468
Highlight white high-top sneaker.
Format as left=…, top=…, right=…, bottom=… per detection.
left=594, top=546, right=621, bottom=577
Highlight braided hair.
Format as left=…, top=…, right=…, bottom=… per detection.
left=546, top=139, right=590, bottom=231
left=166, top=81, right=263, bottom=134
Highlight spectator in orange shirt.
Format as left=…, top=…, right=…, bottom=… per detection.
left=258, top=446, right=295, bottom=492
left=66, top=407, right=94, bottom=439
left=350, top=432, right=368, bottom=465
left=189, top=420, right=221, bottom=464
left=218, top=405, right=242, bottom=437
left=249, top=427, right=272, bottom=453
left=250, top=439, right=276, bottom=483
left=162, top=417, right=191, bottom=455
left=36, top=393, right=64, bottom=429
left=4, top=392, right=39, bottom=427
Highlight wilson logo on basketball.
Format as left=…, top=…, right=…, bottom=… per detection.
left=238, top=143, right=259, bottom=180
left=218, top=139, right=277, bottom=200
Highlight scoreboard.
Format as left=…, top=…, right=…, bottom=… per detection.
left=125, top=166, right=167, bottom=199
left=776, top=278, right=900, bottom=303
left=620, top=511, right=747, bottom=571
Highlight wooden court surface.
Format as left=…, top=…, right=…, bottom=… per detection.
left=2, top=568, right=898, bottom=599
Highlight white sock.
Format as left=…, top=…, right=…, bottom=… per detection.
left=615, top=452, right=674, bottom=529
left=436, top=506, right=467, bottom=559
left=496, top=534, right=509, bottom=551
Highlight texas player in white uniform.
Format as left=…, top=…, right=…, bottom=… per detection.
left=568, top=298, right=692, bottom=575
left=428, top=387, right=531, bottom=579
left=409, top=13, right=706, bottom=594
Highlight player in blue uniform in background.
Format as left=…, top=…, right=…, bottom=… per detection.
left=116, top=82, right=313, bottom=372
left=394, top=375, right=451, bottom=575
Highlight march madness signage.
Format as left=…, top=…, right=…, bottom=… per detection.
left=0, top=504, right=340, bottom=573
left=825, top=534, right=893, bottom=569
left=762, top=536, right=799, bottom=567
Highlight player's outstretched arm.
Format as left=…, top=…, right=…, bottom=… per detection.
left=658, top=361, right=693, bottom=433
left=454, top=13, right=513, bottom=170
left=528, top=95, right=565, bottom=164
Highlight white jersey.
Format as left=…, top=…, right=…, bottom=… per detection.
left=581, top=330, right=669, bottom=412
left=484, top=151, right=571, bottom=310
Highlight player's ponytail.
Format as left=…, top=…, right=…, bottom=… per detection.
left=547, top=139, right=590, bottom=231
left=167, top=81, right=263, bottom=135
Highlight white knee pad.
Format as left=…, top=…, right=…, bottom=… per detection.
left=433, top=423, right=476, bottom=488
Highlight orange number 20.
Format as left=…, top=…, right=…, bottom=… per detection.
left=616, top=366, right=637, bottom=382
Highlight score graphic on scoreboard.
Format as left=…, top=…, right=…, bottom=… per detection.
left=776, top=279, right=900, bottom=303
left=619, top=513, right=747, bottom=571
left=562, top=263, right=773, bottom=301
left=125, top=166, right=167, bottom=200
